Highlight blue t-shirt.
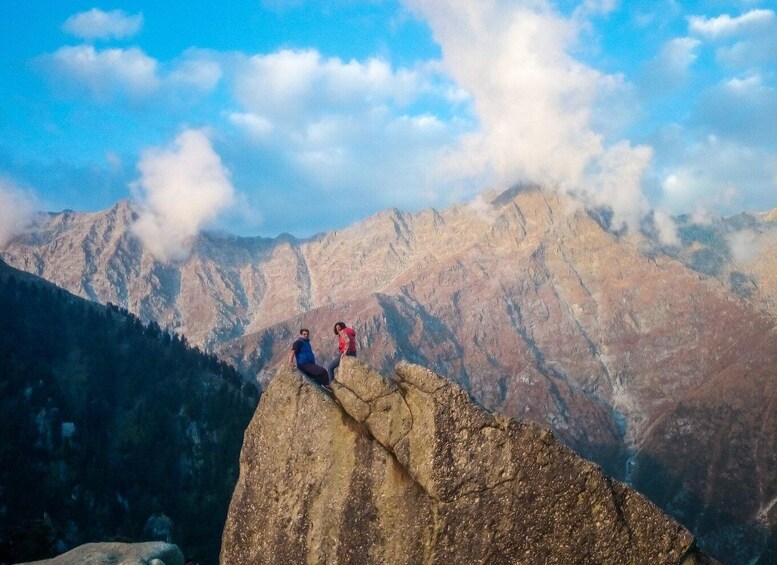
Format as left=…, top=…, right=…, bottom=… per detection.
left=292, top=337, right=315, bottom=365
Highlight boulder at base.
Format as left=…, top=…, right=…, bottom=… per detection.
left=21, top=541, right=184, bottom=564
left=222, top=359, right=714, bottom=564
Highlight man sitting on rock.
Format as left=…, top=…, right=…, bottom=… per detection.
left=288, top=328, right=330, bottom=388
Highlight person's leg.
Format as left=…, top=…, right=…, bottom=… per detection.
left=327, top=356, right=340, bottom=382
left=300, top=362, right=329, bottom=386
left=311, top=363, right=330, bottom=386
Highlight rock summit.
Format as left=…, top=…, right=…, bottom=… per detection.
left=221, top=359, right=712, bottom=564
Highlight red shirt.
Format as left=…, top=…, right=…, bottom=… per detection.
left=338, top=327, right=357, bottom=354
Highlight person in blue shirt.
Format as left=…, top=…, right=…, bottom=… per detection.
left=288, top=328, right=330, bottom=388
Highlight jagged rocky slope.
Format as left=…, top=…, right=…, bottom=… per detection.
left=3, top=187, right=777, bottom=562
left=222, top=359, right=713, bottom=564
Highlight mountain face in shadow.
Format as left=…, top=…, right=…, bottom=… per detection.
left=3, top=188, right=777, bottom=562
left=0, top=260, right=258, bottom=564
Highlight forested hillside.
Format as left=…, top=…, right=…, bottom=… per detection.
left=0, top=262, right=259, bottom=564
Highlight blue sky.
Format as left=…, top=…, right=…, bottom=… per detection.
left=1, top=1, right=776, bottom=254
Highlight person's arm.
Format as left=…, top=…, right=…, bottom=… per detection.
left=289, top=340, right=300, bottom=366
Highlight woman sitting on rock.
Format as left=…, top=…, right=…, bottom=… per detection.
left=327, top=321, right=357, bottom=382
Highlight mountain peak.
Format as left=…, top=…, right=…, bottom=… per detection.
left=488, top=182, right=544, bottom=207
left=110, top=198, right=137, bottom=217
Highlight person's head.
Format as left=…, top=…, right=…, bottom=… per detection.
left=334, top=322, right=346, bottom=334
left=299, top=328, right=310, bottom=338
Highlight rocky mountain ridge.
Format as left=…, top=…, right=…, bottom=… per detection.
left=3, top=189, right=776, bottom=349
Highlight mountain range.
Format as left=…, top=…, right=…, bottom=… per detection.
left=3, top=186, right=776, bottom=563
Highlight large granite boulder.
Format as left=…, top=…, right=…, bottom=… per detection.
left=21, top=541, right=183, bottom=565
left=222, top=359, right=713, bottom=564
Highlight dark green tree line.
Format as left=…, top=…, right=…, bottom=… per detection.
left=0, top=272, right=259, bottom=564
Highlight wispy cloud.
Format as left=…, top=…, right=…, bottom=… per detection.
left=38, top=45, right=160, bottom=100
left=131, top=129, right=235, bottom=261
left=657, top=133, right=777, bottom=216
left=234, top=49, right=425, bottom=123
left=167, top=51, right=223, bottom=92
left=727, top=229, right=766, bottom=264
left=37, top=46, right=223, bottom=103
left=688, top=9, right=774, bottom=39
left=693, top=74, right=777, bottom=148
left=689, top=9, right=777, bottom=68
left=62, top=8, right=143, bottom=41
left=0, top=178, right=39, bottom=246
left=641, top=37, right=701, bottom=93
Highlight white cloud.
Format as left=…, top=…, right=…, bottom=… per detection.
left=717, top=35, right=777, bottom=69
left=727, top=229, right=765, bottom=264
left=632, top=1, right=682, bottom=30
left=642, top=37, right=701, bottom=92
left=688, top=9, right=774, bottom=39
left=465, top=192, right=501, bottom=224
left=228, top=112, right=275, bottom=139
left=693, top=74, right=777, bottom=147
left=131, top=129, right=236, bottom=261
left=658, top=134, right=777, bottom=215
left=39, top=45, right=160, bottom=99
left=584, top=140, right=653, bottom=230
left=402, top=0, right=653, bottom=231
left=688, top=9, right=777, bottom=68
left=105, top=151, right=123, bottom=171
left=38, top=46, right=225, bottom=103
left=573, top=0, right=618, bottom=18
left=62, top=8, right=143, bottom=41
left=166, top=51, right=223, bottom=93
left=652, top=209, right=679, bottom=246
left=234, top=49, right=424, bottom=124
left=0, top=179, right=39, bottom=246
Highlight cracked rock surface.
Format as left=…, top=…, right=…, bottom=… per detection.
left=221, top=360, right=713, bottom=564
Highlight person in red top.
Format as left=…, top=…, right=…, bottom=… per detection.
left=327, top=321, right=357, bottom=382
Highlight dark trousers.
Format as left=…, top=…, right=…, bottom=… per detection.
left=327, top=352, right=356, bottom=382
left=299, top=362, right=329, bottom=386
